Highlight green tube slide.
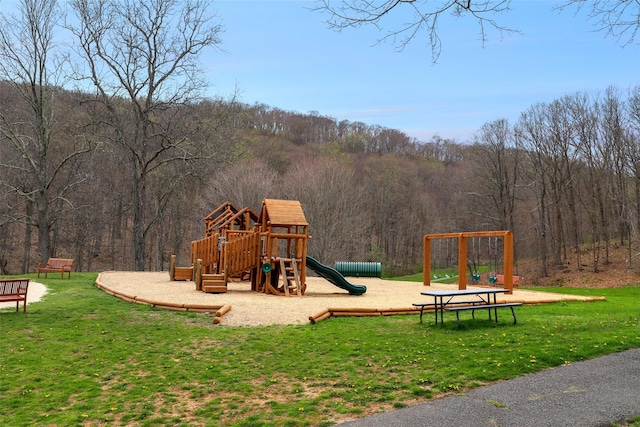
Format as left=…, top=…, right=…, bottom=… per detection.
left=306, top=256, right=367, bottom=296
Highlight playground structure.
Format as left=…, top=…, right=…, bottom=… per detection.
left=170, top=199, right=307, bottom=295
left=423, top=230, right=516, bottom=294
left=172, top=204, right=514, bottom=297
left=170, top=199, right=366, bottom=296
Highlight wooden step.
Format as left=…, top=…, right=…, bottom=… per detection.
left=174, top=267, right=193, bottom=281
left=202, top=284, right=227, bottom=293
left=203, top=279, right=225, bottom=286
left=201, top=272, right=226, bottom=293
left=202, top=273, right=224, bottom=281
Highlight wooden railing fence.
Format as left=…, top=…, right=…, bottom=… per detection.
left=191, top=234, right=219, bottom=274
left=223, top=231, right=261, bottom=277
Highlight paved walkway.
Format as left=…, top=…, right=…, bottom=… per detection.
left=338, top=348, right=640, bottom=427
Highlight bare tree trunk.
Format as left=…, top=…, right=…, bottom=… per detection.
left=36, top=193, right=51, bottom=262
left=565, top=180, right=581, bottom=270
left=22, top=201, right=33, bottom=274
left=133, top=165, right=146, bottom=271
left=538, top=182, right=549, bottom=278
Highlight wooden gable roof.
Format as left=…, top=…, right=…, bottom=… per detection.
left=260, top=199, right=308, bottom=227
left=204, top=201, right=238, bottom=223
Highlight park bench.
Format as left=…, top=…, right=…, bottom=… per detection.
left=445, top=302, right=523, bottom=328
left=412, top=299, right=485, bottom=323
left=37, top=258, right=74, bottom=279
left=0, top=278, right=29, bottom=313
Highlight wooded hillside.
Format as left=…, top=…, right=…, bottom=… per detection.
left=1, top=81, right=639, bottom=283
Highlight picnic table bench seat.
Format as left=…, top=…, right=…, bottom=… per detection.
left=412, top=299, right=485, bottom=322
left=37, top=258, right=74, bottom=279
left=445, top=302, right=523, bottom=327
left=0, top=278, right=29, bottom=313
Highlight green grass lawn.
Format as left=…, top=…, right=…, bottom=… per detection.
left=1, top=273, right=639, bottom=426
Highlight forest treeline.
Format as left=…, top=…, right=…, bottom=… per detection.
left=1, top=80, right=639, bottom=281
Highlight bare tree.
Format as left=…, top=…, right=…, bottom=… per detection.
left=315, top=1, right=639, bottom=62
left=600, top=87, right=630, bottom=251
left=546, top=97, right=581, bottom=268
left=282, top=158, right=371, bottom=264
left=204, top=159, right=278, bottom=215
left=522, top=98, right=586, bottom=271
left=356, top=154, right=427, bottom=272
left=515, top=103, right=553, bottom=279
left=629, top=86, right=640, bottom=259
left=69, top=0, right=223, bottom=270
left=568, top=91, right=604, bottom=272
left=0, top=0, right=93, bottom=269
left=314, top=0, right=517, bottom=62
left=558, top=0, right=640, bottom=47
left=469, top=119, right=519, bottom=232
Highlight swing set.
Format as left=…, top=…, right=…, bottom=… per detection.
left=430, top=238, right=458, bottom=280
left=468, top=235, right=503, bottom=284
left=423, top=230, right=515, bottom=294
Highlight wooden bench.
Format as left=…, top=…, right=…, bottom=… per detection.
left=0, top=278, right=29, bottom=313
left=37, top=258, right=74, bottom=279
left=412, top=299, right=485, bottom=323
left=445, top=302, right=523, bottom=327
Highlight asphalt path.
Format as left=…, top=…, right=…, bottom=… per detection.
left=337, top=348, right=640, bottom=427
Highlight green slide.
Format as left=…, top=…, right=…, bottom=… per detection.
left=306, top=256, right=367, bottom=296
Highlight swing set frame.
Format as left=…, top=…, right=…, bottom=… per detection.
left=423, top=230, right=515, bottom=294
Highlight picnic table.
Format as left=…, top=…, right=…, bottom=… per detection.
left=418, top=288, right=522, bottom=327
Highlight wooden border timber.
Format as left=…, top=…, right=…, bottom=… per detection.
left=423, top=231, right=514, bottom=294
left=309, top=307, right=422, bottom=323
left=94, top=278, right=230, bottom=321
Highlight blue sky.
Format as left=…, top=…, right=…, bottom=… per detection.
left=207, top=0, right=639, bottom=142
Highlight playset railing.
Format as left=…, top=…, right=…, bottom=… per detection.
left=222, top=230, right=261, bottom=277
left=191, top=234, right=219, bottom=273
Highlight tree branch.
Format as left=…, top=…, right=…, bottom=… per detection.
left=313, top=0, right=519, bottom=62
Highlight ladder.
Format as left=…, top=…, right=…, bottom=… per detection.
left=279, top=258, right=301, bottom=296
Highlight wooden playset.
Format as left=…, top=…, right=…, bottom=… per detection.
left=170, top=199, right=309, bottom=296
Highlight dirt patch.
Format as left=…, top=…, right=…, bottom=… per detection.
left=516, top=244, right=640, bottom=288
